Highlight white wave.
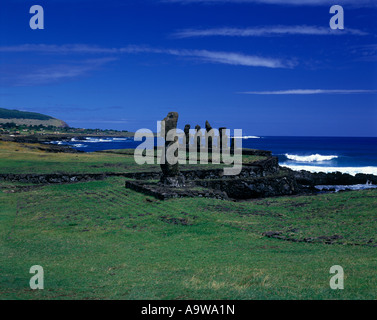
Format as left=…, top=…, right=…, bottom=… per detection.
left=285, top=153, right=338, bottom=162
left=281, top=164, right=377, bottom=176
left=233, top=136, right=261, bottom=139
left=49, top=140, right=72, bottom=146
left=112, top=138, right=129, bottom=141
left=315, top=182, right=377, bottom=192
left=84, top=138, right=112, bottom=143
left=73, top=144, right=87, bottom=148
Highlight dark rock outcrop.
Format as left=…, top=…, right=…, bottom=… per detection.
left=288, top=168, right=377, bottom=186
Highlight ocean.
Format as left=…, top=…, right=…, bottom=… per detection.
left=49, top=136, right=377, bottom=176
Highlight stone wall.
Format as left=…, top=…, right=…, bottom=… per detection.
left=125, top=180, right=229, bottom=200
left=0, top=173, right=107, bottom=184
left=195, top=175, right=299, bottom=199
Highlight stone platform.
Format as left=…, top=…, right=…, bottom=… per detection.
left=124, top=155, right=301, bottom=200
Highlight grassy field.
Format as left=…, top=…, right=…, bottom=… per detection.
left=0, top=141, right=264, bottom=174
left=1, top=141, right=377, bottom=300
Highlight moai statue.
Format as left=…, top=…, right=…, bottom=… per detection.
left=160, top=112, right=185, bottom=187
left=205, top=120, right=213, bottom=152
left=219, top=127, right=227, bottom=156
left=184, top=124, right=190, bottom=154
left=230, top=136, right=236, bottom=155
left=195, top=125, right=201, bottom=155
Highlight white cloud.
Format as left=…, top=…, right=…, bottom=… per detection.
left=0, top=57, right=117, bottom=86
left=67, top=119, right=130, bottom=124
left=164, top=0, right=376, bottom=6
left=0, top=44, right=292, bottom=68
left=239, top=89, right=377, bottom=94
left=173, top=26, right=368, bottom=38
left=0, top=44, right=148, bottom=54
left=164, top=49, right=293, bottom=68
left=353, top=44, right=377, bottom=61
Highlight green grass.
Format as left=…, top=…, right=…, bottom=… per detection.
left=1, top=178, right=377, bottom=300
left=0, top=108, right=53, bottom=120
left=0, top=141, right=262, bottom=174
left=1, top=141, right=377, bottom=300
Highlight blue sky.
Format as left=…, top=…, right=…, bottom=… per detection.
left=0, top=0, right=376, bottom=136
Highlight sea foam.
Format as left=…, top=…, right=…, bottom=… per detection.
left=315, top=182, right=377, bottom=192
left=281, top=164, right=377, bottom=176
left=233, top=136, right=261, bottom=139
left=84, top=138, right=113, bottom=143
left=285, top=154, right=338, bottom=162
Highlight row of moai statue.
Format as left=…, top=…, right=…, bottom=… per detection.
left=183, top=121, right=236, bottom=154
left=159, top=112, right=237, bottom=187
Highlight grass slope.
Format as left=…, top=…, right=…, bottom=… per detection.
left=0, top=141, right=264, bottom=174
left=0, top=142, right=376, bottom=300
left=0, top=108, right=67, bottom=128
left=0, top=108, right=53, bottom=120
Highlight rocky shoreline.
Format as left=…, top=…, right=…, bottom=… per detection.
left=1, top=136, right=376, bottom=199
left=0, top=132, right=133, bottom=148
left=2, top=162, right=375, bottom=199
left=288, top=168, right=377, bottom=186
left=124, top=157, right=377, bottom=200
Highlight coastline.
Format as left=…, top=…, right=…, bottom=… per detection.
left=3, top=133, right=377, bottom=178
left=43, top=135, right=377, bottom=179
left=1, top=135, right=377, bottom=195
left=281, top=164, right=377, bottom=176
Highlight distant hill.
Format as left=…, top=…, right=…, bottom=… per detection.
left=0, top=108, right=68, bottom=128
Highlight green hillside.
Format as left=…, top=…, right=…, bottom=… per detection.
left=0, top=108, right=53, bottom=120
left=0, top=108, right=68, bottom=128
